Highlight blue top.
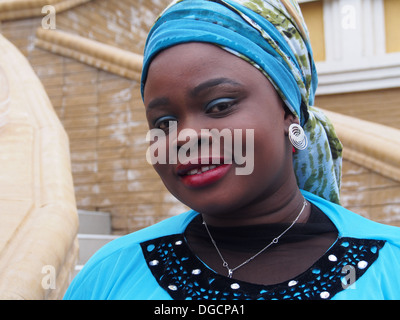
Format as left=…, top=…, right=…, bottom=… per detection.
left=64, top=191, right=400, bottom=300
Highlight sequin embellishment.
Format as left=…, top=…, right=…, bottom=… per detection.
left=141, top=235, right=384, bottom=300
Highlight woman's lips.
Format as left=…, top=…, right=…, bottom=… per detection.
left=176, top=159, right=232, bottom=188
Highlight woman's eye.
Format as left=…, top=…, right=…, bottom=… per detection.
left=154, top=117, right=177, bottom=131
left=205, top=98, right=235, bottom=114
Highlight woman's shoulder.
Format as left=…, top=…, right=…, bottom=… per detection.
left=64, top=210, right=199, bottom=299
left=303, top=190, right=400, bottom=246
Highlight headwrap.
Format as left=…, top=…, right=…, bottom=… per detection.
left=141, top=0, right=343, bottom=204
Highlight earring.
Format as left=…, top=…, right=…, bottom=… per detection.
left=288, top=123, right=308, bottom=151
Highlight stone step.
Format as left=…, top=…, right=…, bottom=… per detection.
left=71, top=210, right=121, bottom=280
left=77, top=233, right=120, bottom=265
left=77, top=210, right=112, bottom=235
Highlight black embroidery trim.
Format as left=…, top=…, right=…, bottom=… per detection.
left=141, top=235, right=385, bottom=300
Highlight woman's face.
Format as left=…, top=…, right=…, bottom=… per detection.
left=143, top=43, right=298, bottom=224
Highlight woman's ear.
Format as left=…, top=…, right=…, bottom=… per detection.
left=283, top=108, right=301, bottom=154
left=283, top=106, right=300, bottom=135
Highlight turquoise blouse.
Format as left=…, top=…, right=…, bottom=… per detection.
left=64, top=191, right=400, bottom=300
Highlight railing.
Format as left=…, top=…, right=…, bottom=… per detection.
left=323, top=109, right=400, bottom=183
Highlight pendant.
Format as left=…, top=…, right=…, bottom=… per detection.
left=223, top=262, right=233, bottom=278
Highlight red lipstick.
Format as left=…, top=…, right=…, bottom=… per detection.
left=176, top=158, right=232, bottom=188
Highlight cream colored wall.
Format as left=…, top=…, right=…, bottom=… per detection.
left=341, top=159, right=400, bottom=227
left=299, top=0, right=326, bottom=62
left=315, top=87, right=400, bottom=130
left=0, top=33, right=78, bottom=299
left=384, top=0, right=400, bottom=53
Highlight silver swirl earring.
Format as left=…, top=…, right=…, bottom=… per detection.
left=288, top=123, right=308, bottom=151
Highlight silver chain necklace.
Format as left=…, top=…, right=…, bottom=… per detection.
left=202, top=200, right=308, bottom=278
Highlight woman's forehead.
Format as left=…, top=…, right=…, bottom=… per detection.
left=144, top=43, right=269, bottom=95
left=147, top=43, right=242, bottom=73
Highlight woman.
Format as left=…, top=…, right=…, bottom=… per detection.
left=64, top=0, right=400, bottom=300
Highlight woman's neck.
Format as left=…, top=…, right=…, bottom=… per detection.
left=201, top=187, right=311, bottom=228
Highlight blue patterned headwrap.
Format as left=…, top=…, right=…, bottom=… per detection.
left=141, top=0, right=343, bottom=204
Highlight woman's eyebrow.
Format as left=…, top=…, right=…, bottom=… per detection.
left=146, top=97, right=170, bottom=112
left=146, top=78, right=242, bottom=111
left=191, top=78, right=242, bottom=97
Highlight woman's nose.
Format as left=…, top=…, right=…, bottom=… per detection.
left=171, top=126, right=214, bottom=156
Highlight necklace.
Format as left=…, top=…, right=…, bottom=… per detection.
left=202, top=199, right=308, bottom=278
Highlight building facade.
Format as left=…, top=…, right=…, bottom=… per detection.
left=300, top=0, right=400, bottom=226
left=1, top=0, right=399, bottom=238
